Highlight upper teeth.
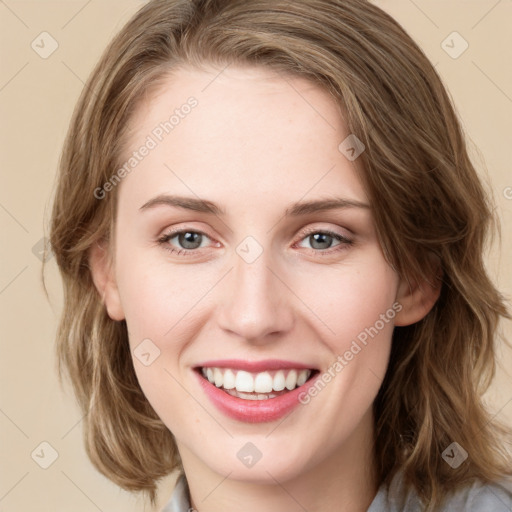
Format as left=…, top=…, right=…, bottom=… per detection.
left=202, top=367, right=312, bottom=393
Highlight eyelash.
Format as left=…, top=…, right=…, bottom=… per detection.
left=157, top=227, right=354, bottom=257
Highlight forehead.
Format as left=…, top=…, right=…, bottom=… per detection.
left=117, top=64, right=368, bottom=213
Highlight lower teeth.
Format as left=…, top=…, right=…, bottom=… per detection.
left=224, top=389, right=283, bottom=400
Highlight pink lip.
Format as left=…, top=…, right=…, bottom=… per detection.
left=193, top=361, right=319, bottom=423
left=196, top=359, right=316, bottom=372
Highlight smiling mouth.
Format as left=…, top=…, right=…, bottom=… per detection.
left=196, top=367, right=319, bottom=400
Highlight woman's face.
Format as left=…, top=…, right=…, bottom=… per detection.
left=101, top=64, right=404, bottom=482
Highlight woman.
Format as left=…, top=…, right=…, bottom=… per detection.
left=48, top=0, right=512, bottom=510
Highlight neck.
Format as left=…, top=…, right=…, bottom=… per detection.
left=178, top=409, right=380, bottom=512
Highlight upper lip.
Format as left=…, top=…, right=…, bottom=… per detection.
left=195, top=359, right=317, bottom=372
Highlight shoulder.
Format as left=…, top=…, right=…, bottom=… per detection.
left=368, top=471, right=512, bottom=512
left=440, top=478, right=512, bottom=511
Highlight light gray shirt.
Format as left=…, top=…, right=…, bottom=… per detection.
left=162, top=472, right=512, bottom=511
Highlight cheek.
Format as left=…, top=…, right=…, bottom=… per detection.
left=115, top=251, right=209, bottom=345
left=294, top=251, right=399, bottom=346
left=114, top=255, right=198, bottom=426
left=116, top=241, right=398, bottom=354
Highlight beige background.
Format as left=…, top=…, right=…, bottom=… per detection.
left=1, top=1, right=511, bottom=510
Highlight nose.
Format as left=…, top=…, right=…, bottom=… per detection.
left=216, top=248, right=295, bottom=344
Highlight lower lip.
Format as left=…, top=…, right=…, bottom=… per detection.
left=194, top=370, right=318, bottom=423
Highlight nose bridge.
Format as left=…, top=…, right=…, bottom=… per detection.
left=217, top=241, right=293, bottom=342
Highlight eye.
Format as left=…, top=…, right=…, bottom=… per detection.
left=295, top=228, right=353, bottom=254
left=157, top=226, right=354, bottom=258
left=157, top=229, right=217, bottom=256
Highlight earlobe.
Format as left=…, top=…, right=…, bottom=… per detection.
left=88, top=240, right=125, bottom=321
left=394, top=261, right=442, bottom=327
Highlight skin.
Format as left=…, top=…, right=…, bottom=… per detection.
left=90, top=64, right=440, bottom=512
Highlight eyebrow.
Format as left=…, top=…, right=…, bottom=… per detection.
left=139, top=194, right=370, bottom=216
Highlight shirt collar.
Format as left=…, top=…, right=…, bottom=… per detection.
left=161, top=472, right=396, bottom=511
left=161, top=474, right=190, bottom=512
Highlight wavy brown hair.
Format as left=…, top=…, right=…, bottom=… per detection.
left=47, top=0, right=512, bottom=508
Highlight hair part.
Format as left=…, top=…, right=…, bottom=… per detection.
left=48, top=0, right=512, bottom=507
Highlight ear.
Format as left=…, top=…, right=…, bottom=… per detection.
left=394, top=255, right=442, bottom=327
left=88, top=240, right=125, bottom=321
